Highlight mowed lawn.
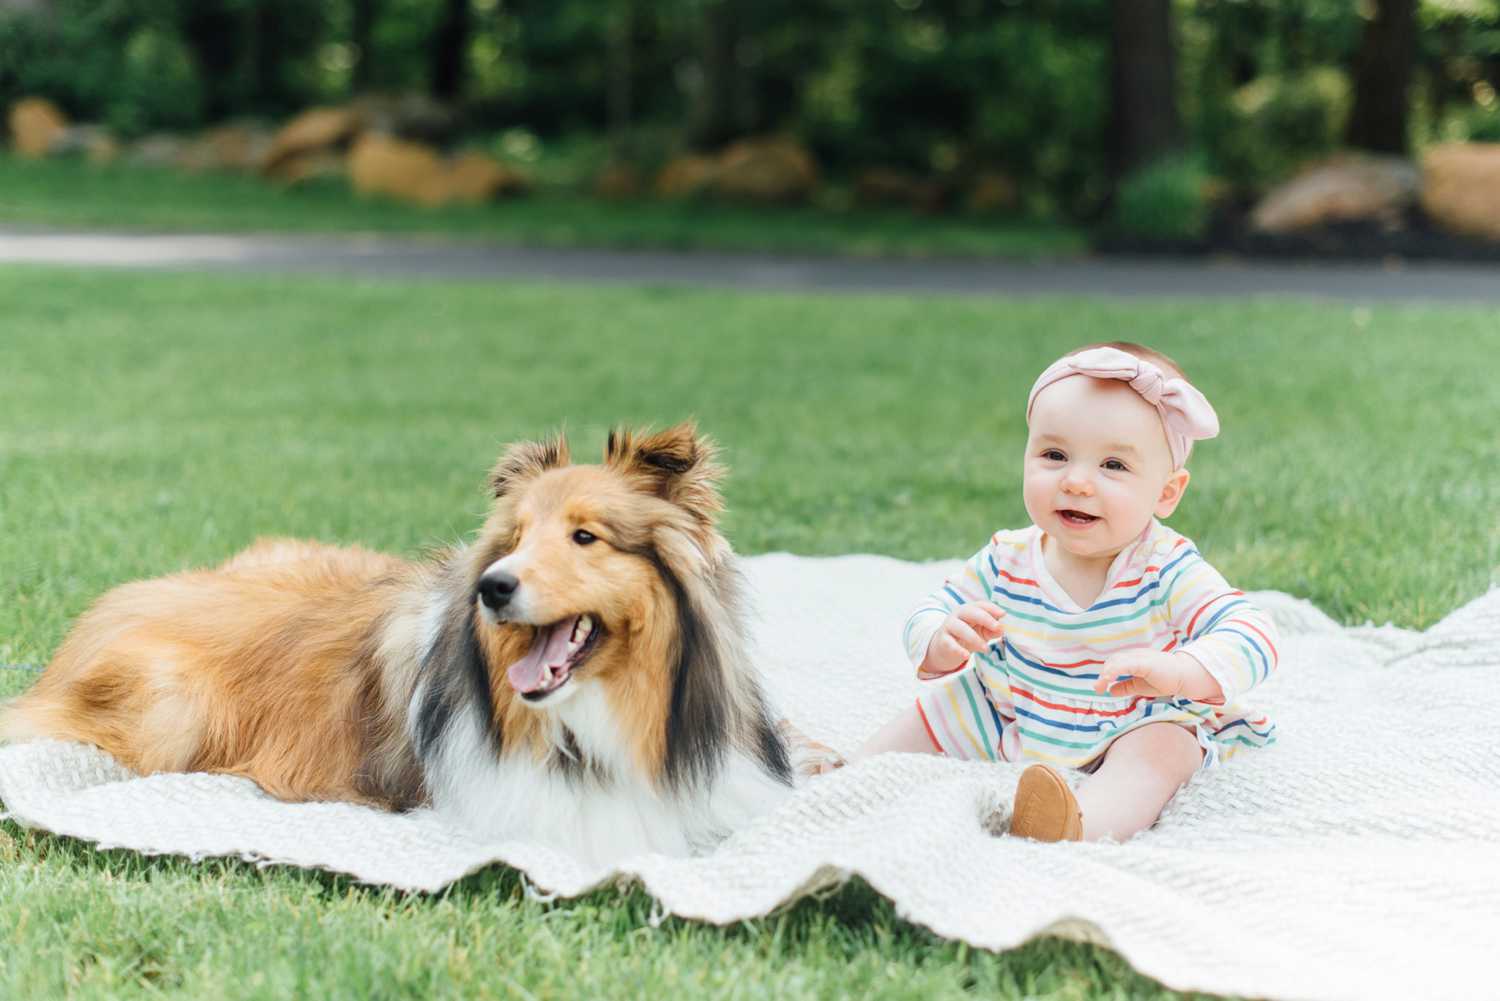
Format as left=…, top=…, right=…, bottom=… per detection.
left=1, top=268, right=1496, bottom=1000
left=0, top=155, right=1085, bottom=260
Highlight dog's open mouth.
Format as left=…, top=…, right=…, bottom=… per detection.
left=507, top=614, right=601, bottom=701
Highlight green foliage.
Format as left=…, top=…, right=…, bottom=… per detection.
left=1208, top=69, right=1350, bottom=191
left=1112, top=155, right=1211, bottom=241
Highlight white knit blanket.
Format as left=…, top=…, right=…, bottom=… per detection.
left=2, top=554, right=1496, bottom=1001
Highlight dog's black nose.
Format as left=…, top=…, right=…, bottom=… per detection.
left=477, top=571, right=519, bottom=611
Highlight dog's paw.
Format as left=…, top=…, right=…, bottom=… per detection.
left=777, top=719, right=847, bottom=779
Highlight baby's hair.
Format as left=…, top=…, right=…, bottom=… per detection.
left=1071, top=341, right=1187, bottom=381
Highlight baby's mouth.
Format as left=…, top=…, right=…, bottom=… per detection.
left=1057, top=509, right=1100, bottom=527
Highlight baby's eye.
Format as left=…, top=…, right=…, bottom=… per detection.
left=1041, top=449, right=1066, bottom=462
left=1103, top=458, right=1129, bottom=472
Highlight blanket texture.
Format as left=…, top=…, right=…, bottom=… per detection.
left=2, top=554, right=1496, bottom=1001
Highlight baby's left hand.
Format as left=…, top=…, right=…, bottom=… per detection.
left=1093, top=651, right=1202, bottom=699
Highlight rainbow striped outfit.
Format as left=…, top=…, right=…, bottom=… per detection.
left=904, top=520, right=1278, bottom=770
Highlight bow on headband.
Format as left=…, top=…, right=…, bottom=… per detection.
left=1026, top=347, right=1219, bottom=469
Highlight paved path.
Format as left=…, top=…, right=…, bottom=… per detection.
left=3, top=228, right=1499, bottom=302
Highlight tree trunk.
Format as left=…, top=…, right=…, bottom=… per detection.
left=689, top=0, right=743, bottom=150
left=1109, top=0, right=1183, bottom=179
left=1345, top=0, right=1416, bottom=154
left=607, top=1, right=635, bottom=160
left=429, top=0, right=470, bottom=102
left=351, top=0, right=380, bottom=94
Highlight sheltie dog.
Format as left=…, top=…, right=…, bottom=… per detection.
left=0, top=424, right=803, bottom=864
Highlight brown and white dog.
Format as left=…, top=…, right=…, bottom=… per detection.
left=0, top=424, right=801, bottom=864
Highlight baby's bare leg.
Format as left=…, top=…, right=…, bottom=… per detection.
left=848, top=704, right=942, bottom=764
left=1076, top=722, right=1202, bottom=842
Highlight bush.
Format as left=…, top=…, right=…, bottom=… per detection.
left=1112, top=154, right=1211, bottom=241
left=1209, top=68, right=1350, bottom=191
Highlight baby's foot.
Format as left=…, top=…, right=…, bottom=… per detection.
left=1009, top=763, right=1082, bottom=842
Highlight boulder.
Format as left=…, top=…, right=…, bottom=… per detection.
left=261, top=106, right=363, bottom=176
left=1250, top=156, right=1419, bottom=233
left=126, top=133, right=188, bottom=168
left=854, top=167, right=925, bottom=207
left=270, top=150, right=347, bottom=188
left=654, top=154, right=718, bottom=199
left=348, top=133, right=447, bottom=205
left=593, top=162, right=643, bottom=200
left=46, top=124, right=118, bottom=164
left=8, top=98, right=68, bottom=158
left=713, top=136, right=819, bottom=203
left=1420, top=143, right=1500, bottom=241
left=442, top=151, right=527, bottom=203
left=966, top=171, right=1020, bottom=215
left=350, top=94, right=458, bottom=145
left=179, top=125, right=272, bottom=173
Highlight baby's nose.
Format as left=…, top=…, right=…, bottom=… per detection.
left=1061, top=471, right=1095, bottom=494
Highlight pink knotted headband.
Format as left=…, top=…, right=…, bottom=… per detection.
left=1026, top=347, right=1219, bottom=469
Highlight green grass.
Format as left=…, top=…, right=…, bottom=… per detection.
left=2, top=267, right=1497, bottom=999
left=0, top=155, right=1086, bottom=259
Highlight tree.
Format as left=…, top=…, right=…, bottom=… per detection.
left=350, top=0, right=380, bottom=94
left=1108, top=0, right=1182, bottom=178
left=430, top=0, right=470, bottom=101
left=1345, top=0, right=1416, bottom=154
left=688, top=0, right=746, bottom=149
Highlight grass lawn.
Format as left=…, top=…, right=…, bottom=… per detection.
left=2, top=267, right=1496, bottom=999
left=0, top=155, right=1086, bottom=260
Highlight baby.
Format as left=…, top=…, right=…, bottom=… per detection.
left=847, top=342, right=1279, bottom=842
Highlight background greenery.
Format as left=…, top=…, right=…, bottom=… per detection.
left=5, top=0, right=1500, bottom=225
left=2, top=266, right=1497, bottom=998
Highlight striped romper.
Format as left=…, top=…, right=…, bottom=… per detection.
left=904, top=520, right=1278, bottom=770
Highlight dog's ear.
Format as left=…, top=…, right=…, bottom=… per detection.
left=489, top=432, right=570, bottom=497
left=604, top=422, right=724, bottom=521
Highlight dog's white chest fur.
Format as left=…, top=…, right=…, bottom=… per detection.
left=422, top=682, right=790, bottom=865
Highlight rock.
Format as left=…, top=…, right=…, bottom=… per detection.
left=713, top=136, right=819, bottom=203
left=967, top=171, right=1019, bottom=215
left=8, top=98, right=68, bottom=158
left=350, top=94, right=458, bottom=145
left=594, top=162, right=643, bottom=200
left=1420, top=143, right=1500, bottom=241
left=348, top=133, right=447, bottom=205
left=853, top=166, right=949, bottom=213
left=261, top=106, right=363, bottom=177
left=178, top=125, right=272, bottom=173
left=1250, top=156, right=1419, bottom=233
left=270, top=150, right=347, bottom=188
left=46, top=124, right=119, bottom=164
left=126, top=133, right=188, bottom=168
left=442, top=151, right=527, bottom=203
left=854, top=167, right=925, bottom=207
left=654, top=154, right=718, bottom=199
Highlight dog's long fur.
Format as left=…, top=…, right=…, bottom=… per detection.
left=0, top=424, right=795, bottom=863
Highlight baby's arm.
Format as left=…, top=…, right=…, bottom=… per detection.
left=902, top=546, right=1005, bottom=678
left=1094, top=551, right=1278, bottom=702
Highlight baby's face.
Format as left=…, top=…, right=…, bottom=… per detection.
left=1022, top=376, right=1183, bottom=562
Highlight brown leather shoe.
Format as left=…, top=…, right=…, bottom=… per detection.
left=1009, top=764, right=1083, bottom=842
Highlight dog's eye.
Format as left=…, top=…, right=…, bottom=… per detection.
left=572, top=529, right=597, bottom=546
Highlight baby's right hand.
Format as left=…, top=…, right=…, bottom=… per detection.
left=919, top=602, right=1006, bottom=678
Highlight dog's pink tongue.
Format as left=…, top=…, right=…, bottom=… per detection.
left=506, top=617, right=579, bottom=693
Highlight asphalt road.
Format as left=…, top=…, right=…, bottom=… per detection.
left=3, top=228, right=1499, bottom=302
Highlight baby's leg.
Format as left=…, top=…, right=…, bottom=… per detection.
left=1076, top=722, right=1202, bottom=842
left=850, top=703, right=942, bottom=762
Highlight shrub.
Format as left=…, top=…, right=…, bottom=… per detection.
left=1209, top=68, right=1350, bottom=191
left=1112, top=154, right=1211, bottom=241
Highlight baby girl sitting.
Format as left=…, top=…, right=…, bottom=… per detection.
left=846, top=342, right=1279, bottom=842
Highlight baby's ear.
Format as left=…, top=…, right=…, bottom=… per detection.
left=489, top=432, right=570, bottom=497
left=1155, top=468, right=1190, bottom=519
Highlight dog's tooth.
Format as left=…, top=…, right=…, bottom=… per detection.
left=580, top=614, right=593, bottom=636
